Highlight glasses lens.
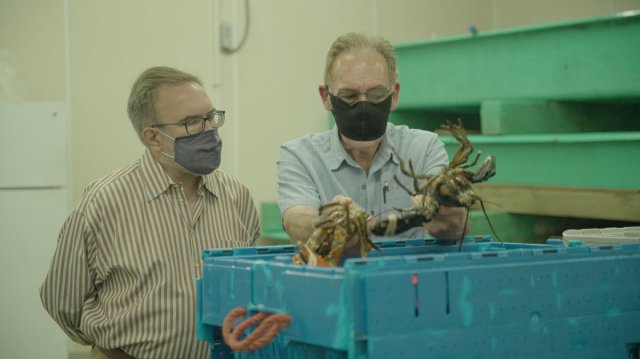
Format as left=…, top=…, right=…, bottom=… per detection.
left=214, top=111, right=225, bottom=128
left=185, top=118, right=205, bottom=135
left=366, top=88, right=391, bottom=104
left=184, top=112, right=225, bottom=135
left=337, top=94, right=358, bottom=106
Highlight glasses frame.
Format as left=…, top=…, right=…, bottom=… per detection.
left=151, top=110, right=225, bottom=135
left=326, top=85, right=394, bottom=107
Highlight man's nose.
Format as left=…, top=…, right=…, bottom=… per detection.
left=354, top=93, right=370, bottom=103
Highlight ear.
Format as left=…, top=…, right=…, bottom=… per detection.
left=142, top=127, right=162, bottom=153
left=318, top=84, right=332, bottom=111
left=390, top=82, right=400, bottom=111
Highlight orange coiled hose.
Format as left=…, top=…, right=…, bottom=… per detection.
left=222, top=307, right=292, bottom=351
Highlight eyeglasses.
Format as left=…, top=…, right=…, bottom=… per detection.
left=151, top=110, right=225, bottom=135
left=327, top=85, right=393, bottom=107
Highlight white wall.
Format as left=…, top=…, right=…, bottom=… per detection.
left=2, top=0, right=639, bottom=357
left=5, top=0, right=636, bottom=211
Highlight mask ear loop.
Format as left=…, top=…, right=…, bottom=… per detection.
left=153, top=128, right=176, bottom=141
left=152, top=128, right=176, bottom=159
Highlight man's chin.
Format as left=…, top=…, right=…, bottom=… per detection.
left=339, top=133, right=384, bottom=146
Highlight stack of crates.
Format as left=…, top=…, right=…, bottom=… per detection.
left=197, top=236, right=640, bottom=358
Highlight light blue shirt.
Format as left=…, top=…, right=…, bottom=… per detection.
left=277, top=123, right=449, bottom=238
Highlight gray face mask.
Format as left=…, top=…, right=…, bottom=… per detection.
left=156, top=129, right=222, bottom=175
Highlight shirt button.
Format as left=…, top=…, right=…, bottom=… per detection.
left=361, top=184, right=366, bottom=190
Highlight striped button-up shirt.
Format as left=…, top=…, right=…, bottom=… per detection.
left=40, top=150, right=260, bottom=359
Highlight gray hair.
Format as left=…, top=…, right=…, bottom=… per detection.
left=127, top=66, right=203, bottom=142
left=324, top=32, right=398, bottom=88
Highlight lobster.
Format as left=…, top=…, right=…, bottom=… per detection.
left=371, top=119, right=497, bottom=241
left=292, top=199, right=381, bottom=267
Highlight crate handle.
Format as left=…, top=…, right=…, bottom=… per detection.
left=222, top=307, right=291, bottom=352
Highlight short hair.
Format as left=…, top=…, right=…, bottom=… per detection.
left=324, top=32, right=398, bottom=88
left=127, top=66, right=203, bottom=142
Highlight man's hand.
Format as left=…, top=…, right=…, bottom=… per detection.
left=327, top=195, right=373, bottom=258
left=328, top=194, right=351, bottom=206
left=425, top=205, right=469, bottom=240
left=284, top=195, right=373, bottom=258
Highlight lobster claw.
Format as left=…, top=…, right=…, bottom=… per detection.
left=371, top=211, right=432, bottom=236
left=292, top=242, right=335, bottom=267
left=471, top=155, right=496, bottom=183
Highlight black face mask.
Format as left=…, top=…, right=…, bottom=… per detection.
left=330, top=94, right=392, bottom=141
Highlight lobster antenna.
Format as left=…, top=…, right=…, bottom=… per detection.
left=478, top=198, right=504, bottom=209
left=457, top=209, right=471, bottom=252
left=480, top=201, right=503, bottom=244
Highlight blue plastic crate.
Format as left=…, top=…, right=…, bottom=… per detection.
left=197, top=237, right=640, bottom=359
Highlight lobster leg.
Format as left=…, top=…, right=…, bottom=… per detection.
left=409, top=160, right=420, bottom=193
left=391, top=145, right=435, bottom=182
left=442, top=119, right=474, bottom=168
left=459, top=151, right=482, bottom=169
left=393, top=175, right=417, bottom=196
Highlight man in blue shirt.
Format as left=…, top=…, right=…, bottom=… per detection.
left=277, top=32, right=467, bottom=244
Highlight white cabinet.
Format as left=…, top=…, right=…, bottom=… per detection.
left=0, top=102, right=69, bottom=359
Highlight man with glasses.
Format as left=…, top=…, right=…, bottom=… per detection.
left=278, top=32, right=467, bottom=245
left=40, top=66, right=260, bottom=359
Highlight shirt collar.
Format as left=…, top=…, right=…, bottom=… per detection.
left=140, top=149, right=219, bottom=202
left=328, top=124, right=400, bottom=171
left=201, top=171, right=220, bottom=198
left=378, top=124, right=401, bottom=166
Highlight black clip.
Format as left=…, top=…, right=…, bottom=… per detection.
left=383, top=181, right=389, bottom=204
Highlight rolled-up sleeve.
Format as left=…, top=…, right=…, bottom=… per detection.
left=421, top=136, right=448, bottom=175
left=277, top=143, right=322, bottom=215
left=40, top=209, right=95, bottom=345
